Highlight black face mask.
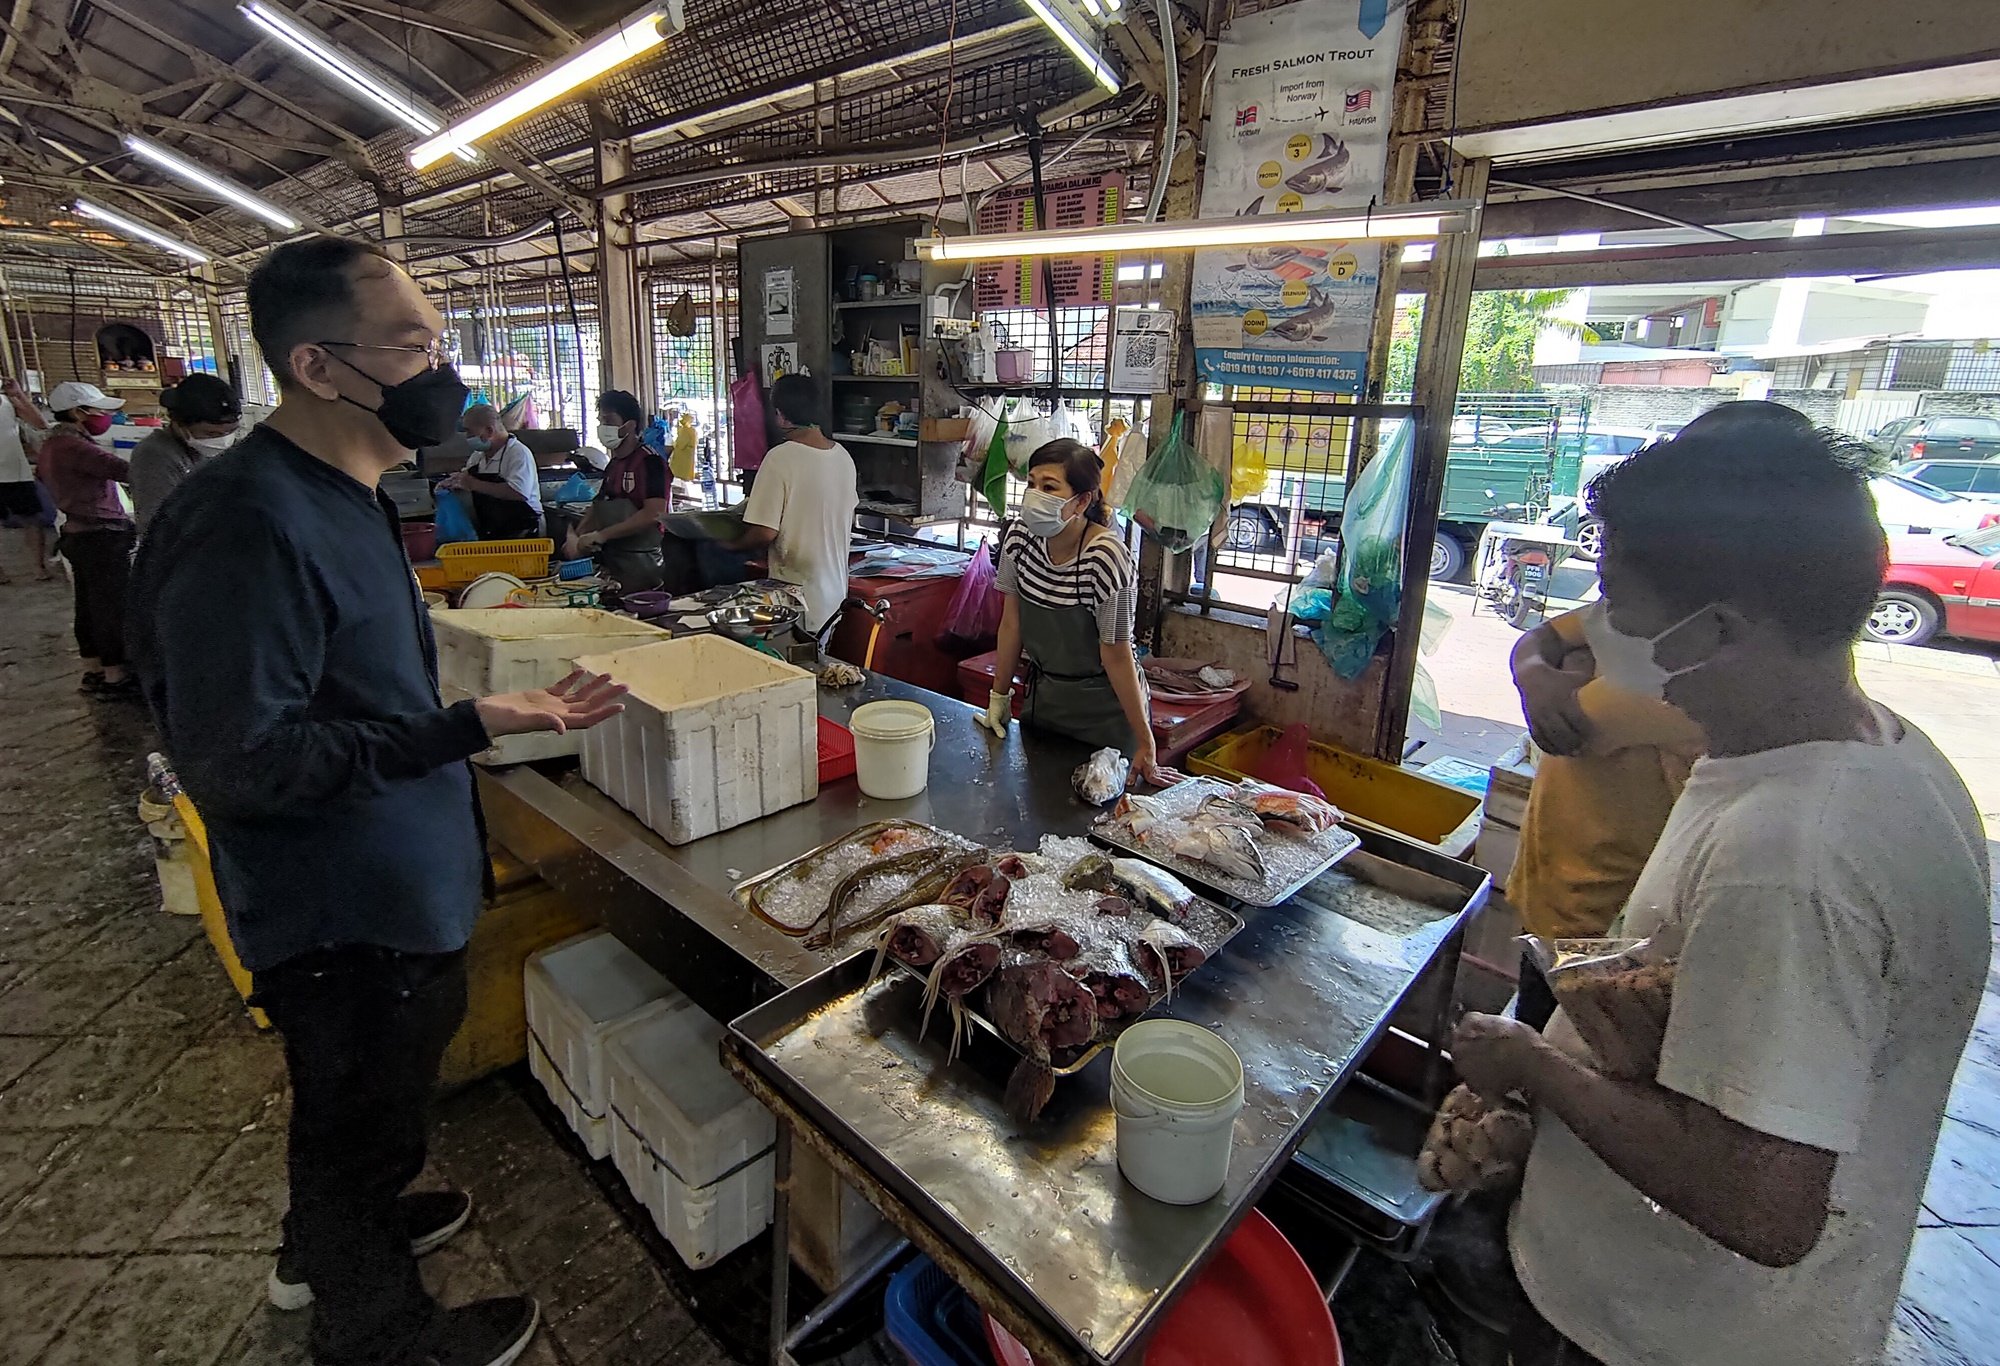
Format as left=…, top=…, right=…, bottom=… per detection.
left=327, top=352, right=469, bottom=450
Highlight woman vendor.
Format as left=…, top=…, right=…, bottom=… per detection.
left=129, top=373, right=241, bottom=533
left=562, top=388, right=668, bottom=590
left=977, top=438, right=1172, bottom=784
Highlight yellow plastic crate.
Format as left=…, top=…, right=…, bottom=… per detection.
left=1187, top=725, right=1481, bottom=857
left=436, top=538, right=555, bottom=586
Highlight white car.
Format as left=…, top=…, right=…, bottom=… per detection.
left=1869, top=473, right=1998, bottom=537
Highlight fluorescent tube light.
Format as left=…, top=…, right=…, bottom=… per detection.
left=241, top=3, right=446, bottom=138
left=1022, top=0, right=1120, bottom=94
left=124, top=136, right=299, bottom=232
left=73, top=199, right=210, bottom=263
left=916, top=200, right=1480, bottom=261
left=409, top=6, right=680, bottom=170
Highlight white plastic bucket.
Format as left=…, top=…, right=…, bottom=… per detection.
left=1110, top=1020, right=1245, bottom=1205
left=849, top=700, right=935, bottom=800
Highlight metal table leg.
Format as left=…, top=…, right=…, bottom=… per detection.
left=769, top=1123, right=793, bottom=1366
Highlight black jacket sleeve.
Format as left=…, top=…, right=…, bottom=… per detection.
left=149, top=516, right=490, bottom=820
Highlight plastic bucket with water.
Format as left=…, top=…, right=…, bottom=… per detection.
left=1111, top=1020, right=1245, bottom=1205
left=849, top=700, right=935, bottom=800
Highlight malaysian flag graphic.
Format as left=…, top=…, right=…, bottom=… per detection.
left=1345, top=88, right=1373, bottom=112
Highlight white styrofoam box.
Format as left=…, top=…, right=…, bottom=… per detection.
left=574, top=636, right=818, bottom=845
left=523, top=931, right=677, bottom=1160
left=604, top=1002, right=776, bottom=1265
left=433, top=609, right=671, bottom=765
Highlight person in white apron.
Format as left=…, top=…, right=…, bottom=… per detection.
left=977, top=438, right=1173, bottom=785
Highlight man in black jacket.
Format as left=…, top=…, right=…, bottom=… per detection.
left=131, top=237, right=624, bottom=1366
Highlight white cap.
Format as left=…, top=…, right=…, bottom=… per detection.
left=47, top=380, right=126, bottom=413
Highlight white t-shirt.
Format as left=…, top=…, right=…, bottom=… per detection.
left=0, top=420, right=32, bottom=483
left=1510, top=706, right=1991, bottom=1366
left=465, top=436, right=543, bottom=522
left=743, top=438, right=857, bottom=631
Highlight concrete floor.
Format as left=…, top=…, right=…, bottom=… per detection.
left=0, top=578, right=746, bottom=1366
left=3, top=568, right=1997, bottom=1365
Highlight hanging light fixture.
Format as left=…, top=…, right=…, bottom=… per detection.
left=407, top=3, right=686, bottom=171
left=72, top=199, right=210, bottom=263
left=123, top=136, right=300, bottom=232
left=1022, top=0, right=1121, bottom=94
left=915, top=200, right=1481, bottom=261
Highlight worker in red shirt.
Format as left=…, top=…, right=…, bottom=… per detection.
left=36, top=381, right=136, bottom=697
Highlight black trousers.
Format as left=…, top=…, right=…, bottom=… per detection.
left=254, top=945, right=468, bottom=1364
left=60, top=526, right=133, bottom=668
left=1516, top=946, right=1559, bottom=1032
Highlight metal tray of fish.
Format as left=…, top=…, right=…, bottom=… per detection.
left=882, top=874, right=1245, bottom=1077
left=733, top=820, right=980, bottom=941
left=1091, top=775, right=1362, bottom=908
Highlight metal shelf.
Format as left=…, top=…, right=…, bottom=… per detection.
left=833, top=297, right=923, bottom=311
left=830, top=373, right=920, bottom=384
left=838, top=431, right=918, bottom=448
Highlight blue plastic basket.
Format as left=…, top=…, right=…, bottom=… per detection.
left=883, top=1256, right=994, bottom=1366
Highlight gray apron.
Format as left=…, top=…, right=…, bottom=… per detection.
left=592, top=494, right=664, bottom=592
left=1019, top=592, right=1136, bottom=753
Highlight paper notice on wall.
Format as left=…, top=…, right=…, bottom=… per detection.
left=1109, top=307, right=1176, bottom=394
left=763, top=267, right=794, bottom=337
left=760, top=342, right=803, bottom=383
left=1190, top=0, right=1403, bottom=393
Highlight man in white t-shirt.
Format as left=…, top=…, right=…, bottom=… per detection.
left=445, top=403, right=543, bottom=537
left=1450, top=406, right=1991, bottom=1366
left=731, top=374, right=856, bottom=632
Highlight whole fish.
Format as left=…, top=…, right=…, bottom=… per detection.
left=1066, top=853, right=1198, bottom=922
left=1236, top=779, right=1343, bottom=835
left=811, top=848, right=987, bottom=948
left=1170, top=822, right=1268, bottom=883
left=812, top=848, right=939, bottom=947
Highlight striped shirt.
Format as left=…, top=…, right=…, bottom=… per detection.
left=996, top=518, right=1136, bottom=645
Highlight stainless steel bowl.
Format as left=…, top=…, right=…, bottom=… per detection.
left=706, top=603, right=801, bottom=639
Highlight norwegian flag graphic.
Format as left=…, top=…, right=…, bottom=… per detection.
left=1235, top=105, right=1258, bottom=126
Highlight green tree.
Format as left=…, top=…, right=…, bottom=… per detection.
left=1386, top=289, right=1594, bottom=393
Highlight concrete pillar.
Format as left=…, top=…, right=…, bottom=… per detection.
left=195, top=264, right=233, bottom=394
left=592, top=109, right=643, bottom=402
left=379, top=204, right=408, bottom=265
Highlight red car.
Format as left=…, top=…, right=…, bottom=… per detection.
left=1869, top=526, right=2000, bottom=646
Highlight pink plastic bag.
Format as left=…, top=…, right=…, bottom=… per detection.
left=1251, top=723, right=1329, bottom=800
left=938, top=540, right=1004, bottom=652
left=730, top=374, right=769, bottom=472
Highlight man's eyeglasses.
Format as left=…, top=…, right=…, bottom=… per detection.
left=317, top=337, right=457, bottom=371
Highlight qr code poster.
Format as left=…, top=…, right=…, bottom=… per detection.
left=1110, top=307, right=1176, bottom=394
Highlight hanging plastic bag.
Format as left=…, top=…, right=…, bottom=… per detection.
left=729, top=374, right=768, bottom=473
left=1106, top=420, right=1147, bottom=514
left=432, top=489, right=478, bottom=546
left=979, top=415, right=1011, bottom=521
left=937, top=539, right=1004, bottom=652
left=1098, top=416, right=1130, bottom=492
left=1122, top=412, right=1226, bottom=554
left=1003, top=401, right=1057, bottom=471
left=1298, top=418, right=1414, bottom=678
left=958, top=406, right=999, bottom=487
left=1229, top=437, right=1270, bottom=504
left=670, top=413, right=698, bottom=482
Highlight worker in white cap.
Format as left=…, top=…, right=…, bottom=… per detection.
left=38, top=380, right=136, bottom=697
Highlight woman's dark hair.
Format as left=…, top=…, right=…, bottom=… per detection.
left=1028, top=438, right=1109, bottom=525
left=597, top=388, right=644, bottom=426
left=1588, top=410, right=1885, bottom=651
left=160, top=373, right=240, bottom=426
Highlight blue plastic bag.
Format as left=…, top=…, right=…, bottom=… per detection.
left=553, top=472, right=596, bottom=503
left=433, top=489, right=478, bottom=546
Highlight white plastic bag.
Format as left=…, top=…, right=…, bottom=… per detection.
left=1106, top=421, right=1148, bottom=512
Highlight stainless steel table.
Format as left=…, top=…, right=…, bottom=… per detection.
left=477, top=676, right=1485, bottom=1366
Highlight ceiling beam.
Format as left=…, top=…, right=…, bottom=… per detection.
left=307, top=0, right=553, bottom=57
left=488, top=0, right=577, bottom=47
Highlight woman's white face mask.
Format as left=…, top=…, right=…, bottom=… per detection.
left=1019, top=487, right=1077, bottom=538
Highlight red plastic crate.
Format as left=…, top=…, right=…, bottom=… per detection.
left=818, top=716, right=856, bottom=785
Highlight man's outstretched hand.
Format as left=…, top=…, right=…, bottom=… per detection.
left=475, top=669, right=628, bottom=738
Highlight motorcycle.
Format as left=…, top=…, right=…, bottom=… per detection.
left=1474, top=521, right=1576, bottom=632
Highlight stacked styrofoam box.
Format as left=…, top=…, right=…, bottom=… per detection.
left=574, top=636, right=818, bottom=845
left=1475, top=755, right=1537, bottom=891
left=604, top=1001, right=776, bottom=1267
left=524, top=931, right=676, bottom=1159
left=433, top=608, right=670, bottom=764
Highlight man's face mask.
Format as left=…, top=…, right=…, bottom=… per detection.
left=323, top=348, right=469, bottom=450
left=1580, top=598, right=1717, bottom=701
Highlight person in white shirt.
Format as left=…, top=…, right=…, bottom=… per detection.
left=0, top=375, right=52, bottom=581
left=443, top=403, right=542, bottom=537
left=1450, top=406, right=1992, bottom=1366
left=729, top=374, right=856, bottom=632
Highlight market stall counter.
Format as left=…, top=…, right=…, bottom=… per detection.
left=475, top=675, right=1486, bottom=1366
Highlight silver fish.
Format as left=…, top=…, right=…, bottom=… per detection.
left=1170, top=823, right=1268, bottom=883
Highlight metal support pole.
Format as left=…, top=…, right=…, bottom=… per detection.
left=767, top=1124, right=794, bottom=1366
left=1024, top=121, right=1064, bottom=405
left=709, top=252, right=728, bottom=494
left=1373, top=156, right=1489, bottom=758
left=379, top=204, right=408, bottom=265
left=592, top=105, right=644, bottom=401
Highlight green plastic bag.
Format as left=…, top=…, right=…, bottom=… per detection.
left=1299, top=417, right=1414, bottom=678
left=1121, top=412, right=1225, bottom=554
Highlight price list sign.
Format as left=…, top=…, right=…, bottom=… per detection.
left=973, top=171, right=1127, bottom=309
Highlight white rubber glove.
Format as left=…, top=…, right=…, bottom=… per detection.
left=974, top=689, right=1012, bottom=737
